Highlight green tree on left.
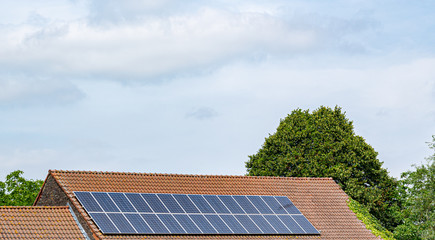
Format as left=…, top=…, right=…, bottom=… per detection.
left=0, top=170, right=43, bottom=206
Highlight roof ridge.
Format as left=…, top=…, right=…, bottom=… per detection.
left=49, top=169, right=334, bottom=180
left=0, top=206, right=69, bottom=209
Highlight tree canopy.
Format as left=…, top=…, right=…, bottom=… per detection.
left=246, top=106, right=401, bottom=230
left=0, top=170, right=43, bottom=206
left=394, top=136, right=435, bottom=240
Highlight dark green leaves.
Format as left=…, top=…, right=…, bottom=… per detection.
left=246, top=106, right=401, bottom=230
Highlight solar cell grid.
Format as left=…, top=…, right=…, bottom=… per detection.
left=263, top=215, right=291, bottom=234
left=278, top=215, right=305, bottom=234
left=74, top=191, right=320, bottom=235
left=124, top=213, right=154, bottom=234
left=250, top=215, right=277, bottom=234
left=92, top=192, right=119, bottom=212
left=261, top=196, right=287, bottom=214
left=292, top=215, right=319, bottom=234
left=247, top=196, right=273, bottom=214
left=173, top=194, right=199, bottom=213
left=207, top=215, right=235, bottom=234
left=158, top=194, right=184, bottom=213
left=158, top=214, right=185, bottom=233
left=235, top=215, right=262, bottom=234
left=173, top=214, right=202, bottom=234
left=275, top=196, right=301, bottom=214
left=203, top=195, right=230, bottom=214
left=233, top=195, right=259, bottom=214
left=188, top=195, right=215, bottom=213
left=75, top=192, right=102, bottom=212
left=108, top=213, right=136, bottom=233
left=141, top=194, right=168, bottom=213
left=218, top=195, right=245, bottom=214
left=219, top=215, right=248, bottom=234
left=141, top=214, right=169, bottom=233
left=189, top=214, right=217, bottom=234
left=89, top=213, right=119, bottom=233
left=109, top=193, right=136, bottom=212
left=125, top=193, right=153, bottom=213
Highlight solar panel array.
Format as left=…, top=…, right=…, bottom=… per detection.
left=74, top=192, right=319, bottom=235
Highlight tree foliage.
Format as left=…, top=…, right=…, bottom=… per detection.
left=0, top=170, right=43, bottom=206
left=394, top=136, right=435, bottom=240
left=348, top=198, right=395, bottom=240
left=246, top=106, right=401, bottom=230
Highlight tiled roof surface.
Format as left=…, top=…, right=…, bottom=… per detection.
left=47, top=170, right=381, bottom=240
left=0, top=206, right=86, bottom=239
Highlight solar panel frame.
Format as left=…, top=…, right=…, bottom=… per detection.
left=74, top=191, right=320, bottom=235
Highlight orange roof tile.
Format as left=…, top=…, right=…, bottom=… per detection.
left=0, top=206, right=86, bottom=239
left=38, top=170, right=381, bottom=240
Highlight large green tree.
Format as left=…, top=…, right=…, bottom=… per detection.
left=246, top=106, right=401, bottom=230
left=394, top=136, right=435, bottom=240
left=0, top=170, right=43, bottom=206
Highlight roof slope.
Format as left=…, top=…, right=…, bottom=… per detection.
left=41, top=170, right=380, bottom=240
left=0, top=206, right=86, bottom=239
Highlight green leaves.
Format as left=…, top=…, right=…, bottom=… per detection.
left=246, top=106, right=401, bottom=230
left=0, top=170, right=43, bottom=206
left=394, top=136, right=435, bottom=240
left=348, top=198, right=395, bottom=240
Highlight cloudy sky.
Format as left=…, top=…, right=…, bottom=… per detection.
left=1, top=0, right=434, bottom=181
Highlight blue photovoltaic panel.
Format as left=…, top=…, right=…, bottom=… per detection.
left=261, top=196, right=287, bottom=214
left=141, top=194, right=168, bottom=213
left=75, top=192, right=102, bottom=212
left=263, top=215, right=291, bottom=234
left=250, top=215, right=277, bottom=234
left=107, top=213, right=136, bottom=233
left=292, top=215, right=319, bottom=234
left=233, top=195, right=259, bottom=214
left=189, top=214, right=217, bottom=234
left=109, top=193, right=136, bottom=212
left=173, top=214, right=201, bottom=234
left=203, top=195, right=230, bottom=214
left=275, top=196, right=301, bottom=214
left=157, top=214, right=185, bottom=233
left=89, top=213, right=118, bottom=233
left=278, top=215, right=305, bottom=234
left=173, top=194, right=200, bottom=213
left=234, top=215, right=262, bottom=234
left=158, top=194, right=184, bottom=213
left=124, top=213, right=154, bottom=233
left=141, top=214, right=169, bottom=234
left=219, top=214, right=246, bottom=233
left=218, top=195, right=244, bottom=214
left=92, top=192, right=119, bottom=212
left=189, top=195, right=215, bottom=213
left=74, top=191, right=319, bottom=235
left=247, top=196, right=273, bottom=214
left=205, top=215, right=233, bottom=234
left=125, top=193, right=153, bottom=213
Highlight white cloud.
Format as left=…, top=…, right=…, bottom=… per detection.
left=0, top=4, right=384, bottom=83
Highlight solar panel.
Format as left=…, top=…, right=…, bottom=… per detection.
left=74, top=191, right=320, bottom=235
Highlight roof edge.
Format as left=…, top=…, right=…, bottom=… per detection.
left=48, top=169, right=334, bottom=180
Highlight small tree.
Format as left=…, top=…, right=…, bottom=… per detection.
left=394, top=136, right=435, bottom=240
left=246, top=106, right=401, bottom=230
left=0, top=170, right=43, bottom=206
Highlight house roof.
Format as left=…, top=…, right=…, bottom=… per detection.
left=37, top=170, right=380, bottom=240
left=0, top=206, right=86, bottom=239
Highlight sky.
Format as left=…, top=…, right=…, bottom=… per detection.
left=0, top=0, right=434, bottom=181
